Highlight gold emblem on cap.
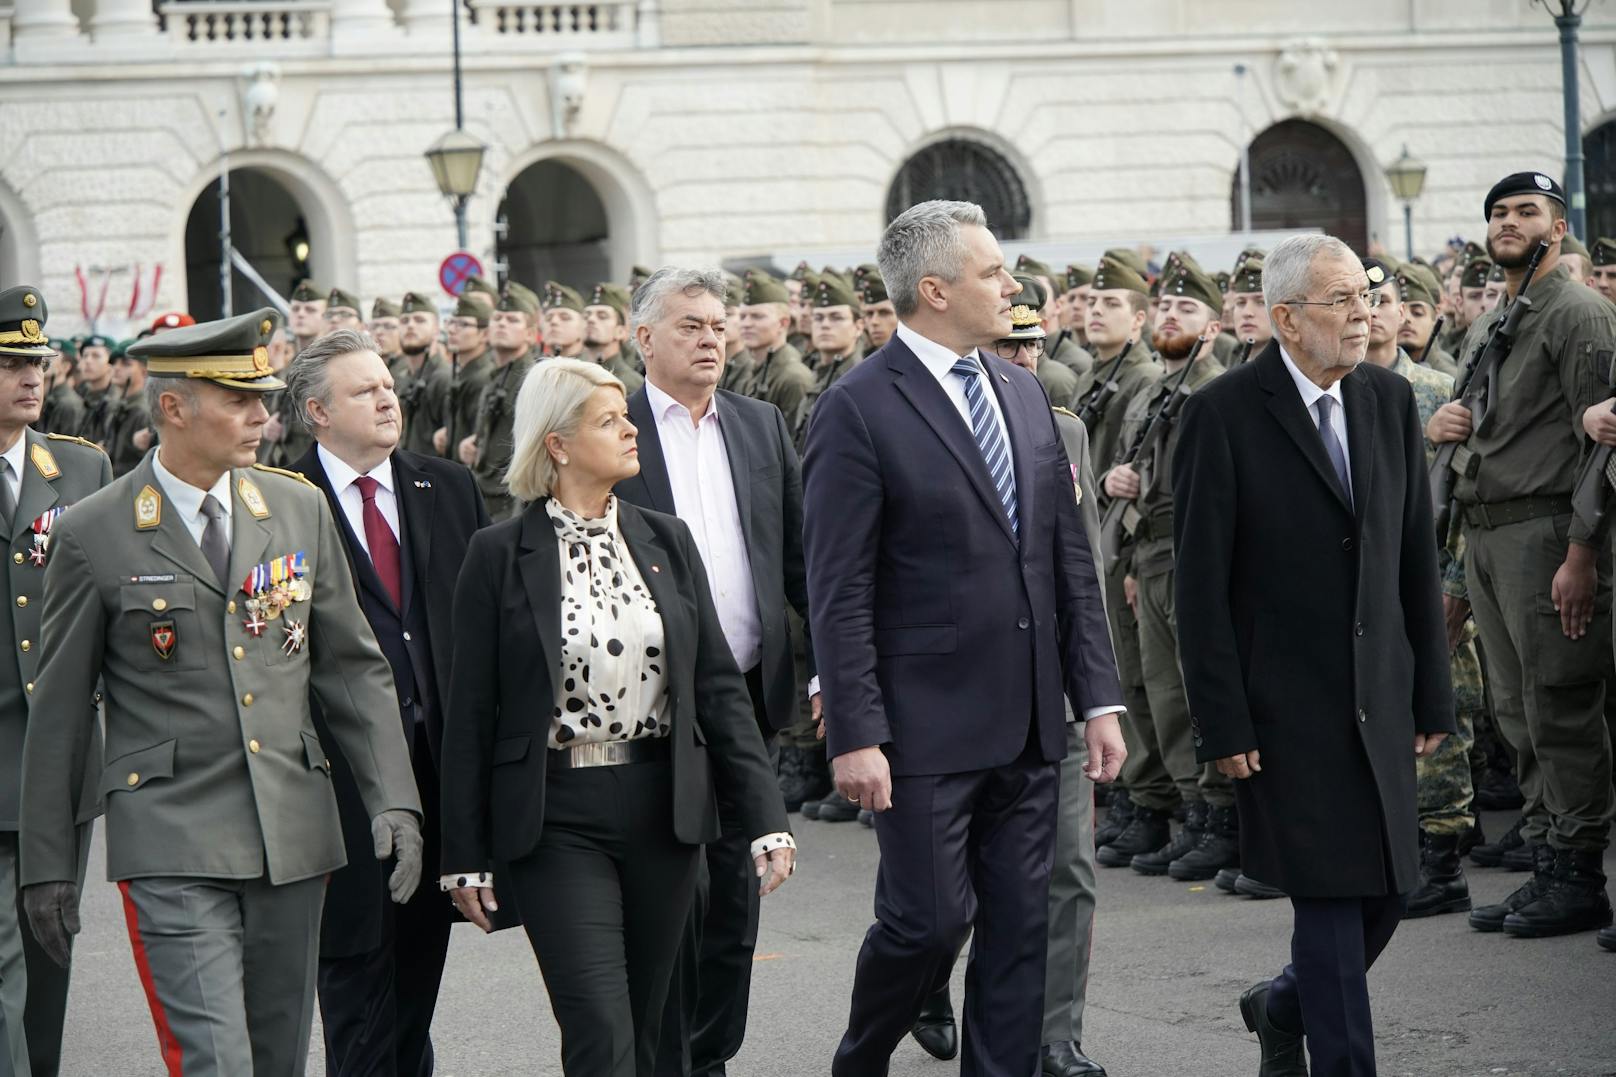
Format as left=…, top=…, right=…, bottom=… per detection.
left=22, top=293, right=36, bottom=308
left=260, top=318, right=273, bottom=335
left=135, top=485, right=161, bottom=530
left=19, top=320, right=44, bottom=344
left=1009, top=303, right=1037, bottom=323
left=253, top=345, right=270, bottom=373
left=237, top=476, right=270, bottom=519
left=29, top=444, right=59, bottom=479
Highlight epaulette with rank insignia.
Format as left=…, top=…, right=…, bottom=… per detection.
left=1052, top=406, right=1081, bottom=423
left=251, top=463, right=318, bottom=489
left=45, top=432, right=107, bottom=455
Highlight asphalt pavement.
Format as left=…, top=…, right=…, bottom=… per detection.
left=56, top=808, right=1616, bottom=1076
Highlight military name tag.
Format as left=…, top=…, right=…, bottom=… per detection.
left=150, top=619, right=176, bottom=661
left=29, top=444, right=59, bottom=480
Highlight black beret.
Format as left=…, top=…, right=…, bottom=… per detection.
left=1483, top=171, right=1565, bottom=221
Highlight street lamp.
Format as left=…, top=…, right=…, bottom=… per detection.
left=425, top=128, right=486, bottom=250
left=1535, top=0, right=1592, bottom=239
left=1385, top=145, right=1428, bottom=261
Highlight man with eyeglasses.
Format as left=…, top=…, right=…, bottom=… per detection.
left=393, top=292, right=451, bottom=460
left=1433, top=171, right=1616, bottom=944
left=1001, top=275, right=1078, bottom=412
left=0, top=286, right=113, bottom=1077
left=369, top=297, right=405, bottom=379
left=323, top=288, right=364, bottom=334
left=432, top=295, right=493, bottom=464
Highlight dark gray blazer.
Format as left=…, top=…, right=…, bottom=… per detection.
left=615, top=386, right=813, bottom=735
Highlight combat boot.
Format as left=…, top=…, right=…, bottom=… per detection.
left=780, top=746, right=831, bottom=813
left=1132, top=802, right=1205, bottom=876
left=1096, top=807, right=1170, bottom=868
left=1503, top=848, right=1615, bottom=938
left=1501, top=840, right=1543, bottom=873
left=1469, top=814, right=1525, bottom=867
left=813, top=791, right=862, bottom=823
left=1474, top=766, right=1524, bottom=811
left=1470, top=843, right=1554, bottom=931
left=1171, top=804, right=1240, bottom=881
left=1093, top=788, right=1134, bottom=849
left=1598, top=925, right=1616, bottom=951
left=1405, top=830, right=1471, bottom=918
left=1458, top=815, right=1485, bottom=858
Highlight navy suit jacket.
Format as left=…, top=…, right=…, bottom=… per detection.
left=801, top=332, right=1122, bottom=777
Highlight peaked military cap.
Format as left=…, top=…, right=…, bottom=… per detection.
left=461, top=275, right=499, bottom=301
left=1592, top=237, right=1616, bottom=268
left=326, top=287, right=362, bottom=314
left=0, top=286, right=54, bottom=358
left=1561, top=234, right=1591, bottom=261
left=370, top=296, right=402, bottom=319
left=290, top=279, right=324, bottom=303
left=1015, top=254, right=1054, bottom=280
left=130, top=307, right=285, bottom=392
left=588, top=282, right=631, bottom=320
left=1396, top=265, right=1440, bottom=307
left=1158, top=255, right=1222, bottom=313
left=813, top=273, right=860, bottom=312
left=1484, top=171, right=1566, bottom=220
left=1007, top=275, right=1048, bottom=341
left=741, top=270, right=790, bottom=307
left=857, top=272, right=889, bottom=306
left=543, top=281, right=584, bottom=314
left=1064, top=264, right=1094, bottom=291
left=1101, top=247, right=1149, bottom=279
left=1229, top=254, right=1264, bottom=294
left=497, top=285, right=539, bottom=317
left=400, top=291, right=437, bottom=315
left=453, top=295, right=490, bottom=325
left=1091, top=254, right=1150, bottom=297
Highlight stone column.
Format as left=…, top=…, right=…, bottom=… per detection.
left=398, top=0, right=452, bottom=38
left=9, top=0, right=80, bottom=43
left=90, top=0, right=158, bottom=40
left=330, top=0, right=396, bottom=41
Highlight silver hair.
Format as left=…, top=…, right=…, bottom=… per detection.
left=1263, top=234, right=1359, bottom=309
left=877, top=200, right=988, bottom=317
left=145, top=376, right=200, bottom=428
left=629, top=267, right=729, bottom=332
left=284, top=329, right=380, bottom=432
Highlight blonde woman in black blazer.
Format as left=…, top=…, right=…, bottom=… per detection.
left=438, top=357, right=793, bottom=1077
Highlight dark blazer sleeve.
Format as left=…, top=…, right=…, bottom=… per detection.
left=1171, top=393, right=1259, bottom=759
left=772, top=403, right=814, bottom=679
left=1394, top=384, right=1457, bottom=735
left=802, top=385, right=889, bottom=753
left=1050, top=418, right=1123, bottom=716
left=438, top=526, right=504, bottom=873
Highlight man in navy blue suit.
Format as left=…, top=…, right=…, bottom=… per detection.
left=802, top=201, right=1126, bottom=1077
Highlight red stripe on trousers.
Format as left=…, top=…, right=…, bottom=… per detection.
left=117, top=881, right=185, bottom=1077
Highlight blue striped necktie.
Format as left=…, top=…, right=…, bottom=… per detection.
left=951, top=358, right=1019, bottom=535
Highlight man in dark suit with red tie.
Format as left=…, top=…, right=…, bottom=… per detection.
left=803, top=201, right=1126, bottom=1077
left=285, top=328, right=492, bottom=1076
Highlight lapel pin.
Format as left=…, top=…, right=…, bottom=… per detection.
left=413, top=480, right=432, bottom=489
left=999, top=373, right=1009, bottom=383
left=651, top=564, right=661, bottom=573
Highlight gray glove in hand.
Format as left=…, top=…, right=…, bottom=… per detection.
left=371, top=810, right=423, bottom=904
left=22, top=882, right=80, bottom=968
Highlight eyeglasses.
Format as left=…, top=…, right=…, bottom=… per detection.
left=1284, top=291, right=1382, bottom=312
left=0, top=356, right=51, bottom=372
left=993, top=339, right=1045, bottom=360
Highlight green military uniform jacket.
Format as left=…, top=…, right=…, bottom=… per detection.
left=77, top=384, right=120, bottom=447
left=1036, top=354, right=1079, bottom=411
left=719, top=351, right=757, bottom=395
left=37, top=383, right=85, bottom=438
left=472, top=350, right=537, bottom=517
left=258, top=390, right=314, bottom=469
left=795, top=345, right=862, bottom=446
left=1085, top=336, right=1163, bottom=475
left=0, top=431, right=113, bottom=831
left=593, top=348, right=645, bottom=395
left=1211, top=332, right=1238, bottom=367
left=1438, top=322, right=1468, bottom=358
left=1049, top=333, right=1095, bottom=399
left=1452, top=266, right=1616, bottom=546
left=748, top=342, right=814, bottom=428
left=105, top=390, right=154, bottom=478
left=444, top=350, right=494, bottom=462
left=396, top=354, right=451, bottom=459
left=19, top=457, right=420, bottom=887
left=1391, top=351, right=1467, bottom=598
left=1420, top=342, right=1459, bottom=377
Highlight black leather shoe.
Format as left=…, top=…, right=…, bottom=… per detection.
left=1096, top=807, right=1170, bottom=868
left=1406, top=830, right=1472, bottom=918
left=1041, top=1040, right=1107, bottom=1075
left=1132, top=803, right=1205, bottom=876
left=814, top=794, right=862, bottom=823
left=1234, top=873, right=1286, bottom=900
left=1238, top=982, right=1307, bottom=1076
left=910, top=984, right=957, bottom=1061
left=1094, top=788, right=1134, bottom=848
left=1470, top=844, right=1554, bottom=932
left=1470, top=814, right=1525, bottom=867
left=1504, top=848, right=1614, bottom=938
left=1214, top=867, right=1242, bottom=893
left=1598, top=924, right=1616, bottom=952
left=1170, top=804, right=1240, bottom=881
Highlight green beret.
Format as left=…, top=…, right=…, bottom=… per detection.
left=400, top=291, right=437, bottom=315
left=1229, top=254, right=1264, bottom=294
left=628, top=265, right=654, bottom=290
left=461, top=275, right=499, bottom=300
left=857, top=272, right=889, bottom=306
left=588, top=282, right=631, bottom=320
left=453, top=295, right=489, bottom=325
left=81, top=333, right=114, bottom=352
left=742, top=271, right=790, bottom=307
left=130, top=308, right=285, bottom=392
left=48, top=337, right=75, bottom=360
left=497, top=286, right=539, bottom=317
left=112, top=339, right=135, bottom=362
left=813, top=274, right=861, bottom=313
left=1157, top=256, right=1222, bottom=314
left=370, top=297, right=401, bottom=319
left=1396, top=266, right=1440, bottom=308
left=543, top=281, right=584, bottom=314
left=1007, top=275, right=1048, bottom=341
left=1593, top=238, right=1616, bottom=267
left=1091, top=254, right=1150, bottom=297
left=1064, top=264, right=1094, bottom=291
left=326, top=287, right=362, bottom=314
left=1101, top=248, right=1149, bottom=279
left=1562, top=234, right=1590, bottom=261
left=289, top=279, right=324, bottom=303
left=1015, top=254, right=1054, bottom=280
left=2, top=287, right=57, bottom=358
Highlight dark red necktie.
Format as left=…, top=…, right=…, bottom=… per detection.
left=354, top=475, right=402, bottom=609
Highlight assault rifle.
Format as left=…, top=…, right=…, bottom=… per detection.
left=1421, top=315, right=1446, bottom=367
left=1075, top=349, right=1131, bottom=428
left=1429, top=240, right=1548, bottom=542
left=1233, top=338, right=1256, bottom=365
left=1572, top=399, right=1616, bottom=532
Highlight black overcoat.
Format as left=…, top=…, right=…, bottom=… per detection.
left=1171, top=342, right=1454, bottom=897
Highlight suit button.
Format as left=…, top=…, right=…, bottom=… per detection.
left=227, top=601, right=237, bottom=615
left=1355, top=623, right=1364, bottom=637
left=1341, top=538, right=1353, bottom=551
left=1017, top=617, right=1030, bottom=629
left=18, top=640, right=29, bottom=652
left=1194, top=735, right=1204, bottom=748
left=242, top=693, right=254, bottom=707
left=403, top=631, right=412, bottom=642
left=233, top=646, right=245, bottom=660
left=126, top=772, right=139, bottom=786
left=14, top=596, right=24, bottom=608
left=11, top=552, right=21, bottom=564
left=24, top=682, right=32, bottom=694
left=152, top=598, right=167, bottom=612
left=248, top=739, right=261, bottom=753
left=1358, top=708, right=1368, bottom=723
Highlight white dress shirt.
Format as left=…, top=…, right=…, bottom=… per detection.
left=0, top=434, right=25, bottom=507
left=152, top=448, right=232, bottom=548
left=643, top=379, right=763, bottom=673
left=318, top=445, right=399, bottom=558
left=1278, top=345, right=1352, bottom=492
left=896, top=322, right=1123, bottom=724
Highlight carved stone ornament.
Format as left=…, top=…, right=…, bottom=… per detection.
left=241, top=62, right=282, bottom=146
left=549, top=52, right=588, bottom=140
left=1273, top=39, right=1340, bottom=115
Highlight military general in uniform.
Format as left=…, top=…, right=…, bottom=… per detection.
left=18, top=308, right=424, bottom=1077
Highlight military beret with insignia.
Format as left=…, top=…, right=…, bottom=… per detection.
left=741, top=270, right=791, bottom=307
left=0, top=286, right=54, bottom=359
left=1091, top=254, right=1151, bottom=297
left=858, top=272, right=889, bottom=306
left=588, top=283, right=631, bottom=320
left=1561, top=234, right=1590, bottom=261
left=400, top=291, right=437, bottom=315
left=543, top=281, right=585, bottom=314
left=80, top=334, right=114, bottom=352
left=150, top=311, right=196, bottom=333
left=453, top=295, right=490, bottom=325
left=48, top=337, right=75, bottom=361
left=130, top=308, right=285, bottom=392
left=1015, top=254, right=1054, bottom=280
left=370, top=296, right=402, bottom=319
left=1229, top=254, right=1264, bottom=294
left=1361, top=258, right=1395, bottom=289
left=1064, top=264, right=1094, bottom=291
left=113, top=339, right=138, bottom=362
left=1592, top=237, right=1616, bottom=268
left=1158, top=256, right=1223, bottom=314
left=813, top=274, right=861, bottom=313
left=1007, top=275, right=1048, bottom=341
left=497, top=286, right=540, bottom=317
left=1396, top=265, right=1440, bottom=307
left=1101, top=247, right=1150, bottom=279
left=326, top=287, right=362, bottom=314
left=290, top=279, right=324, bottom=303
left=461, top=275, right=499, bottom=300
left=1484, top=171, right=1566, bottom=220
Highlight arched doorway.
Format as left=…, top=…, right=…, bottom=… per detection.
left=886, top=138, right=1032, bottom=240
left=499, top=160, right=611, bottom=290
left=1584, top=120, right=1616, bottom=242
left=0, top=179, right=40, bottom=289
left=184, top=168, right=329, bottom=320
left=1233, top=119, right=1368, bottom=251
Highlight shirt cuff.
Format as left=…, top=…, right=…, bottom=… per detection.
left=1082, top=706, right=1126, bottom=722
left=807, top=675, right=821, bottom=700
left=750, top=832, right=796, bottom=860
left=439, top=871, right=493, bottom=891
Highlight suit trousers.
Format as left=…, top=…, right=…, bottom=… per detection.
left=317, top=728, right=452, bottom=1077
left=655, top=667, right=775, bottom=1077
left=508, top=759, right=701, bottom=1077
left=0, top=826, right=90, bottom=1077
left=1265, top=894, right=1405, bottom=1077
left=119, top=872, right=326, bottom=1077
left=832, top=739, right=1059, bottom=1077
left=1042, top=727, right=1097, bottom=1047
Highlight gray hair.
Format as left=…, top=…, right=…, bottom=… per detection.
left=1263, top=234, right=1358, bottom=309
left=505, top=358, right=626, bottom=502
left=629, top=267, right=728, bottom=332
left=877, top=200, right=988, bottom=317
left=145, top=377, right=200, bottom=428
left=284, top=329, right=379, bottom=432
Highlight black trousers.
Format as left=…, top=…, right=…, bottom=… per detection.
left=832, top=739, right=1059, bottom=1077
left=655, top=667, right=775, bottom=1077
left=509, top=758, right=701, bottom=1077
left=318, top=725, right=453, bottom=1077
left=1266, top=894, right=1406, bottom=1077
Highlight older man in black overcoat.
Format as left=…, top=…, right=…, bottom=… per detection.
left=1172, top=233, right=1454, bottom=1077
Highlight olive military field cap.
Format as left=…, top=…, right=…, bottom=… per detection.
left=1158, top=255, right=1223, bottom=313
left=1460, top=257, right=1493, bottom=289
left=129, top=307, right=286, bottom=392
left=588, top=283, right=631, bottom=320
left=1488, top=261, right=1506, bottom=283
left=496, top=286, right=539, bottom=317
left=1483, top=171, right=1566, bottom=220
left=326, top=287, right=361, bottom=314
left=723, top=273, right=745, bottom=309
left=1101, top=247, right=1149, bottom=279
left=400, top=291, right=437, bottom=315
left=1214, top=270, right=1231, bottom=294
left=1459, top=240, right=1488, bottom=266
left=461, top=275, right=499, bottom=302
left=505, top=281, right=541, bottom=312
left=1064, top=264, right=1094, bottom=290
left=1562, top=234, right=1590, bottom=261
left=628, top=265, right=654, bottom=290
left=370, top=297, right=402, bottom=320
left=452, top=295, right=490, bottom=325
left=813, top=273, right=861, bottom=313
left=1229, top=254, right=1264, bottom=294
left=1592, top=237, right=1616, bottom=268
left=858, top=271, right=889, bottom=306
left=789, top=261, right=814, bottom=283
left=741, top=270, right=790, bottom=307
left=1015, top=254, right=1054, bottom=280
left=0, top=285, right=54, bottom=358
left=1091, top=254, right=1150, bottom=297
left=1007, top=275, right=1048, bottom=340
left=1396, top=265, right=1441, bottom=307
left=289, top=280, right=324, bottom=303
left=543, top=281, right=585, bottom=314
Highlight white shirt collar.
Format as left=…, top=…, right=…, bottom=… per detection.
left=644, top=378, right=720, bottom=428
left=1278, top=343, right=1346, bottom=415
left=317, top=444, right=394, bottom=497
left=0, top=432, right=27, bottom=486
left=896, top=321, right=977, bottom=381
left=152, top=447, right=232, bottom=526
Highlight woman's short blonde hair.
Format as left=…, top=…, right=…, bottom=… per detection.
left=505, top=357, right=626, bottom=502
